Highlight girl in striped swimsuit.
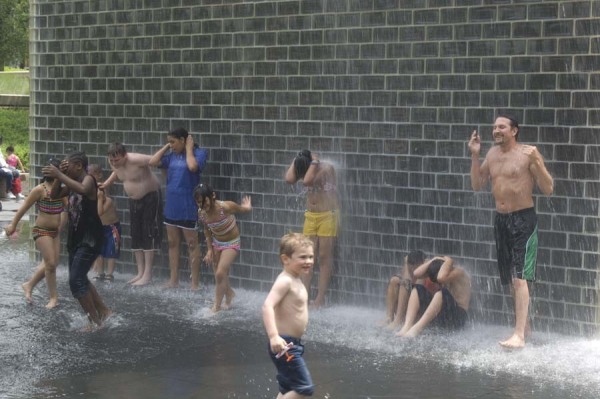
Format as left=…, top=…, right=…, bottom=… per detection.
left=4, top=159, right=67, bottom=308
left=194, top=184, right=252, bottom=313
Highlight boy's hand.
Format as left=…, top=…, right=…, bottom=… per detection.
left=241, top=195, right=252, bottom=210
left=4, top=224, right=16, bottom=236
left=270, top=336, right=288, bottom=355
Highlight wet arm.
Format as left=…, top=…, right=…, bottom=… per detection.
left=262, top=277, right=291, bottom=352
left=101, top=171, right=119, bottom=189
left=471, top=155, right=490, bottom=191
left=49, top=177, right=69, bottom=199
left=301, top=157, right=322, bottom=186
left=226, top=196, right=252, bottom=214
left=185, top=137, right=199, bottom=172
left=149, top=144, right=170, bottom=167
left=413, top=258, right=434, bottom=279
left=434, top=256, right=454, bottom=284
left=97, top=190, right=107, bottom=216
left=59, top=198, right=68, bottom=231
left=285, top=159, right=298, bottom=184
left=531, top=154, right=554, bottom=196
left=4, top=187, right=39, bottom=234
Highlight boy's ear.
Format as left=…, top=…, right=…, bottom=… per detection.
left=280, top=254, right=289, bottom=264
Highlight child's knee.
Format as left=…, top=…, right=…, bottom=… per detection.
left=215, top=269, right=228, bottom=281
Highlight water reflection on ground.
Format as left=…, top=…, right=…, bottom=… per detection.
left=1, top=230, right=599, bottom=399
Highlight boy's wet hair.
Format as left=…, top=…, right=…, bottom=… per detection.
left=279, top=232, right=314, bottom=258
left=193, top=183, right=214, bottom=210
left=44, top=157, right=62, bottom=183
left=87, top=163, right=103, bottom=179
left=293, top=149, right=312, bottom=179
left=67, top=151, right=88, bottom=170
left=406, top=250, right=426, bottom=269
left=427, top=259, right=445, bottom=283
left=6, top=145, right=14, bottom=153
left=107, top=142, right=127, bottom=157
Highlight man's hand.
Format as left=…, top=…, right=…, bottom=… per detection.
left=468, top=130, right=481, bottom=156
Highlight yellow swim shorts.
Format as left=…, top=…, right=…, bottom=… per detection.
left=303, top=210, right=338, bottom=237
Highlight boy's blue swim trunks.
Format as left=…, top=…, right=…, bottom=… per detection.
left=268, top=335, right=314, bottom=396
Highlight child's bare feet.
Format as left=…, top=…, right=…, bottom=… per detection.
left=309, top=295, right=327, bottom=309
left=45, top=298, right=59, bottom=309
left=211, top=304, right=221, bottom=314
left=386, top=321, right=402, bottom=331
left=224, top=289, right=235, bottom=309
left=162, top=281, right=179, bottom=289
left=99, top=309, right=113, bottom=323
left=396, top=325, right=410, bottom=337
left=499, top=334, right=525, bottom=349
left=132, top=277, right=152, bottom=286
left=127, top=275, right=142, bottom=285
left=21, top=282, right=33, bottom=304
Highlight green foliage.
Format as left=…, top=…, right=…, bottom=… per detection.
left=0, top=0, right=29, bottom=70
left=0, top=107, right=29, bottom=169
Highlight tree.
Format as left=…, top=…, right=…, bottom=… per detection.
left=0, top=0, right=29, bottom=71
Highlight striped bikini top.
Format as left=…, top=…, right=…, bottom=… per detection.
left=37, top=184, right=64, bottom=214
left=199, top=201, right=236, bottom=236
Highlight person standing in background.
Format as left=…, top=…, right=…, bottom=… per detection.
left=149, top=127, right=208, bottom=290
left=468, top=115, right=553, bottom=349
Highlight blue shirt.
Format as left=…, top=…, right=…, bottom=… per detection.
left=160, top=147, right=208, bottom=221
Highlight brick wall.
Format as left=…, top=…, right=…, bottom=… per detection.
left=30, top=0, right=600, bottom=335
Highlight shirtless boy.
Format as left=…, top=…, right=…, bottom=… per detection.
left=89, top=164, right=121, bottom=282
left=285, top=150, right=339, bottom=308
left=396, top=256, right=471, bottom=338
left=101, top=143, right=163, bottom=286
left=262, top=233, right=315, bottom=398
left=469, top=115, right=553, bottom=348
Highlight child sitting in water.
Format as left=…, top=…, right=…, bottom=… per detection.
left=4, top=158, right=67, bottom=308
left=381, top=250, right=440, bottom=330
left=88, top=164, right=121, bottom=282
left=396, top=256, right=471, bottom=338
left=194, top=183, right=251, bottom=313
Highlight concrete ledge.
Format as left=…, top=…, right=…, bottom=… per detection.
left=0, top=95, right=29, bottom=107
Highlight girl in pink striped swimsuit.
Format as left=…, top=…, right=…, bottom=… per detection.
left=194, top=184, right=252, bottom=313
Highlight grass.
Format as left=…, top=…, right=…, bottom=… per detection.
left=0, top=68, right=30, bottom=169
left=0, top=71, right=29, bottom=96
left=0, top=107, right=29, bottom=169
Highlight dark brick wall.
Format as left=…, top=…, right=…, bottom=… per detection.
left=30, top=0, right=600, bottom=335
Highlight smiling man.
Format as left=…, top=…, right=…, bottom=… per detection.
left=468, top=114, right=554, bottom=349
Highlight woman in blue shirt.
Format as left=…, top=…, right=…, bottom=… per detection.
left=150, top=127, right=208, bottom=289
